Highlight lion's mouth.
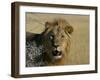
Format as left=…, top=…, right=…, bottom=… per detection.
left=52, top=47, right=63, bottom=60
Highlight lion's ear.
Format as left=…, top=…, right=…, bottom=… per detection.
left=66, top=26, right=74, bottom=34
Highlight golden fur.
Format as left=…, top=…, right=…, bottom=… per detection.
left=43, top=18, right=73, bottom=66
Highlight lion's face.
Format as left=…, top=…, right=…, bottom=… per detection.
left=43, top=19, right=73, bottom=63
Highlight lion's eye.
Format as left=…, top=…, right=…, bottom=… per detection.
left=50, top=35, right=53, bottom=40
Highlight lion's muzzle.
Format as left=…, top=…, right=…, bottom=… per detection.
left=52, top=45, right=63, bottom=60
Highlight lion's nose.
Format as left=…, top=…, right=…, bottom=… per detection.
left=53, top=44, right=59, bottom=48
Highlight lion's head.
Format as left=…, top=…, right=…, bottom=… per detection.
left=42, top=18, right=73, bottom=64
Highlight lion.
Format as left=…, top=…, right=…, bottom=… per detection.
left=26, top=18, right=73, bottom=67
left=42, top=18, right=74, bottom=66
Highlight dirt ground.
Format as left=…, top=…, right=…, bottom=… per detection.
left=26, top=12, right=89, bottom=65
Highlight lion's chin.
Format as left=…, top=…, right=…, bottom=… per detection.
left=53, top=55, right=63, bottom=60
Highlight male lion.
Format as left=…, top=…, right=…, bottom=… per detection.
left=26, top=18, right=73, bottom=67
left=43, top=18, right=74, bottom=65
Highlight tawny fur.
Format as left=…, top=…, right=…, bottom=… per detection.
left=44, top=18, right=73, bottom=66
